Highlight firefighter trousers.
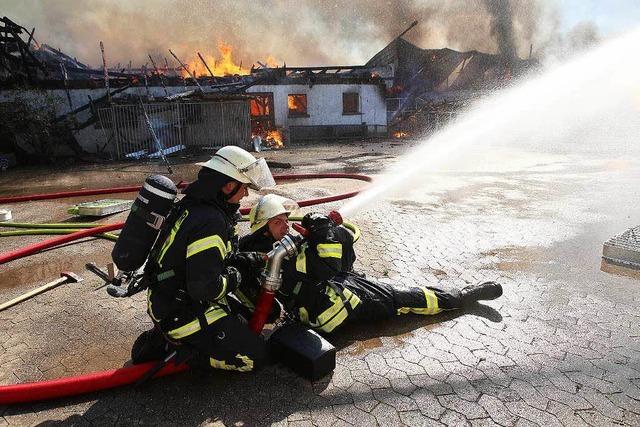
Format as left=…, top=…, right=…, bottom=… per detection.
left=175, top=313, right=268, bottom=373
left=330, top=272, right=463, bottom=323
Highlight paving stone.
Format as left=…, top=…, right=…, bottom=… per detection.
left=410, top=388, right=446, bottom=420
left=372, top=388, right=419, bottom=412
left=545, top=400, right=592, bottom=427
left=469, top=419, right=503, bottom=427
left=576, top=409, right=626, bottom=427
left=398, top=410, right=445, bottom=427
left=408, top=374, right=455, bottom=397
left=477, top=394, right=518, bottom=427
left=440, top=410, right=472, bottom=427
left=437, top=395, right=488, bottom=420
left=386, top=357, right=425, bottom=376
left=333, top=403, right=378, bottom=427
left=509, top=379, right=548, bottom=410
left=389, top=375, right=418, bottom=397
left=350, top=369, right=392, bottom=390
left=371, top=402, right=403, bottom=427
left=606, top=392, right=640, bottom=415
left=347, top=381, right=377, bottom=413
left=566, top=372, right=621, bottom=394
left=449, top=373, right=481, bottom=402
left=535, top=385, right=591, bottom=411
left=505, top=401, right=563, bottom=427
left=576, top=386, right=624, bottom=421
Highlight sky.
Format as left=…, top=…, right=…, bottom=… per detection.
left=559, top=0, right=640, bottom=35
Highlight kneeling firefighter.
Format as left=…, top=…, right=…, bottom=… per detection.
left=239, top=195, right=503, bottom=334
left=133, top=146, right=275, bottom=372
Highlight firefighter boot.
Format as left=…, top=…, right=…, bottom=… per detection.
left=460, top=281, right=502, bottom=307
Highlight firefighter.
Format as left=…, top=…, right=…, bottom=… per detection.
left=135, top=146, right=274, bottom=371
left=232, top=194, right=298, bottom=316
left=239, top=195, right=503, bottom=334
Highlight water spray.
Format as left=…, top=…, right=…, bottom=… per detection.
left=339, top=27, right=640, bottom=219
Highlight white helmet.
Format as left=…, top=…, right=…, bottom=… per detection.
left=196, top=146, right=275, bottom=190
left=249, top=194, right=299, bottom=232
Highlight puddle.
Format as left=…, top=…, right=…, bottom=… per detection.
left=348, top=337, right=384, bottom=355
left=0, top=238, right=113, bottom=290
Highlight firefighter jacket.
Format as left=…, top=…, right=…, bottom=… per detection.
left=240, top=222, right=359, bottom=334
left=145, top=172, right=241, bottom=341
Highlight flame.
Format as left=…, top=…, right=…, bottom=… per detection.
left=287, top=95, right=306, bottom=114
left=265, top=130, right=284, bottom=148
left=179, top=42, right=281, bottom=78
left=264, top=55, right=280, bottom=68
left=393, top=131, right=408, bottom=138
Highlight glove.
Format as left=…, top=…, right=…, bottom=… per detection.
left=301, top=212, right=334, bottom=241
left=222, top=266, right=241, bottom=293
left=227, top=251, right=266, bottom=271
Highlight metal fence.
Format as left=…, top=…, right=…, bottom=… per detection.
left=97, top=101, right=251, bottom=159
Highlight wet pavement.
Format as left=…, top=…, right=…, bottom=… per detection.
left=1, top=141, right=639, bottom=426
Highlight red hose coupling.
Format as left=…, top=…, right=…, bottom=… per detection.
left=328, top=210, right=343, bottom=226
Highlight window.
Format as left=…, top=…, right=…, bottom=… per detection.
left=288, top=94, right=308, bottom=117
left=343, top=93, right=359, bottom=115
left=250, top=93, right=273, bottom=117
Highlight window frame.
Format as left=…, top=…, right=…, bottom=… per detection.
left=287, top=93, right=309, bottom=117
left=342, top=92, right=360, bottom=115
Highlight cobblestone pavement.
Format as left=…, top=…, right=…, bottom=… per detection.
left=1, top=142, right=640, bottom=426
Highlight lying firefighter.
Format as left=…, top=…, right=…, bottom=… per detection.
left=132, top=146, right=272, bottom=372
left=238, top=194, right=503, bottom=334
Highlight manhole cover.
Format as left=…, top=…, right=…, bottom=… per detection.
left=603, top=226, right=640, bottom=269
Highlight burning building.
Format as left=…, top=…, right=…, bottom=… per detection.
left=0, top=15, right=534, bottom=163
left=246, top=66, right=388, bottom=143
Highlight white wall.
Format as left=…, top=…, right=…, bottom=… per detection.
left=246, top=83, right=387, bottom=132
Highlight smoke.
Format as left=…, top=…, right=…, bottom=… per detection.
left=483, top=0, right=517, bottom=59
left=3, top=0, right=598, bottom=68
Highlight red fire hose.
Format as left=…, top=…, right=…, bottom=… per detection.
left=248, top=290, right=276, bottom=334
left=0, top=223, right=124, bottom=265
left=0, top=173, right=371, bottom=405
left=0, top=173, right=371, bottom=205
left=0, top=361, right=188, bottom=405
left=0, top=183, right=188, bottom=204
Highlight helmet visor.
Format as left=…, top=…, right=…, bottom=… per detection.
left=242, top=158, right=275, bottom=190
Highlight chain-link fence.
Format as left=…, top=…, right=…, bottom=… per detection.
left=97, top=101, right=251, bottom=159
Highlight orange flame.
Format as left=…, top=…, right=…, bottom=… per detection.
left=287, top=95, right=307, bottom=114
left=264, top=55, right=280, bottom=68
left=393, top=131, right=408, bottom=138
left=265, top=130, right=284, bottom=148
left=180, top=42, right=281, bottom=78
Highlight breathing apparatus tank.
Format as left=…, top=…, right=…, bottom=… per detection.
left=111, top=175, right=177, bottom=272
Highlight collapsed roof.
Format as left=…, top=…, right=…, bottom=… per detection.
left=366, top=36, right=536, bottom=96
